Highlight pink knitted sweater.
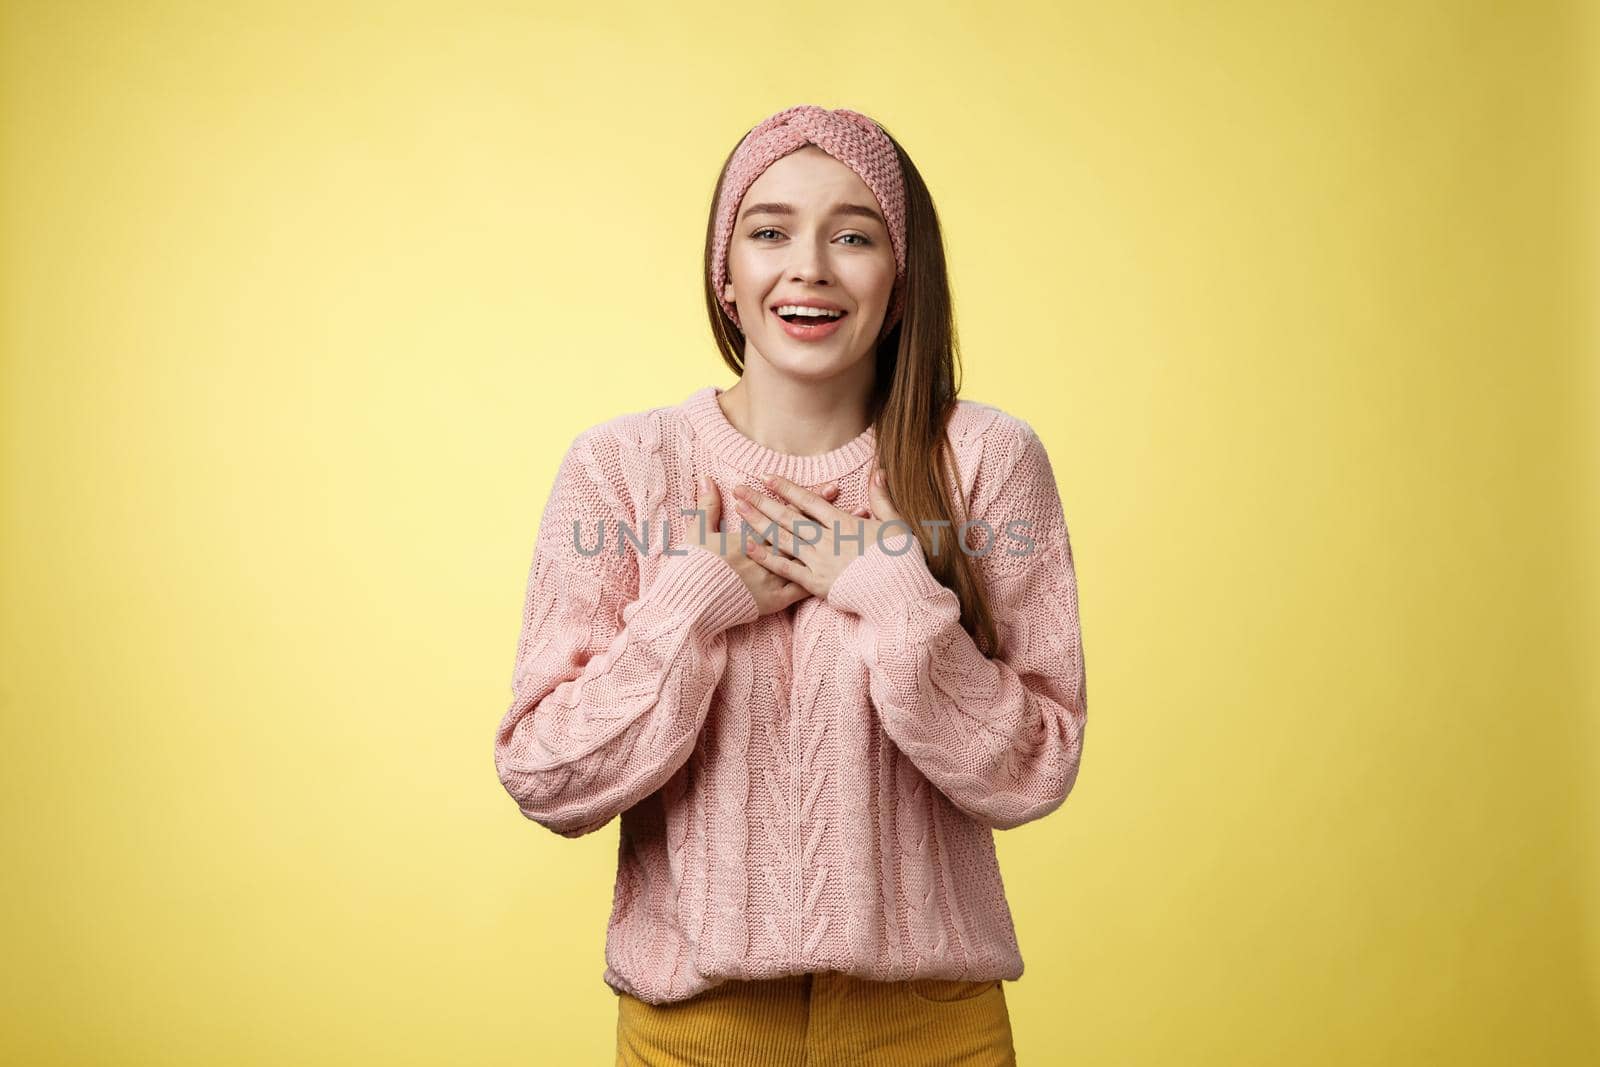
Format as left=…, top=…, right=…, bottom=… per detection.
left=493, top=384, right=1087, bottom=1005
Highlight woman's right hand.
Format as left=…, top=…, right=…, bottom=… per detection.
left=688, top=473, right=839, bottom=617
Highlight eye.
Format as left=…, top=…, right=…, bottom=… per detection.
left=749, top=228, right=873, bottom=246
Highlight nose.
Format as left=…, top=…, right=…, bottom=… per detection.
left=787, top=232, right=834, bottom=287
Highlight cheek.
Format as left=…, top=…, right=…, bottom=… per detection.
left=844, top=256, right=897, bottom=302
left=728, top=249, right=773, bottom=294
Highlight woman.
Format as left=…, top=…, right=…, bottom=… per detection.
left=493, top=104, right=1088, bottom=1066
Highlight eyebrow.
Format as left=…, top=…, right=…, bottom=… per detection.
left=739, top=201, right=887, bottom=227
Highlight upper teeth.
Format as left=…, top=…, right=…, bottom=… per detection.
left=777, top=305, right=843, bottom=318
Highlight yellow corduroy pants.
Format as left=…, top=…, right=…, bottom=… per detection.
left=615, top=971, right=1018, bottom=1066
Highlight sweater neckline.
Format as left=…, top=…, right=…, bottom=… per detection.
left=682, top=385, right=878, bottom=486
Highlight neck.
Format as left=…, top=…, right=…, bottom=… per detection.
left=717, top=363, right=875, bottom=457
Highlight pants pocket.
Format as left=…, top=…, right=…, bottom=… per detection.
left=903, top=977, right=1002, bottom=1003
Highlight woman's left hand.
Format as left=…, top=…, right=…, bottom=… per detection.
left=730, top=468, right=909, bottom=600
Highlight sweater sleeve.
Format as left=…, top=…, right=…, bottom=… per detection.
left=824, top=427, right=1087, bottom=831
left=493, top=431, right=760, bottom=838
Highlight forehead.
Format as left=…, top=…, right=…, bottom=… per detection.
left=743, top=145, right=876, bottom=204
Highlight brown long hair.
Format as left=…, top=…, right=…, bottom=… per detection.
left=702, top=123, right=1001, bottom=657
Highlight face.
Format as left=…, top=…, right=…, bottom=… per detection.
left=723, top=146, right=897, bottom=381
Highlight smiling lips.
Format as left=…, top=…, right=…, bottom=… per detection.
left=771, top=303, right=849, bottom=341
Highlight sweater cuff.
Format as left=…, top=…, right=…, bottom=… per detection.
left=826, top=531, right=947, bottom=618
left=641, top=544, right=760, bottom=635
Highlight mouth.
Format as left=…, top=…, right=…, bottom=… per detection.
left=770, top=303, right=848, bottom=341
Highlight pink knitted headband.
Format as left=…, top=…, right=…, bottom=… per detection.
left=711, top=104, right=908, bottom=337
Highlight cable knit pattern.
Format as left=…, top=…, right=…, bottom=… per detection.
left=493, top=384, right=1088, bottom=1005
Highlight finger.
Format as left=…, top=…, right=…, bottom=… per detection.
left=805, top=477, right=841, bottom=499
left=732, top=482, right=808, bottom=545
left=868, top=466, right=902, bottom=521
left=759, top=472, right=849, bottom=525
left=697, top=474, right=721, bottom=532
left=743, top=508, right=798, bottom=556
left=747, top=539, right=817, bottom=594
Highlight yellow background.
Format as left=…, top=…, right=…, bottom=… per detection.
left=3, top=1, right=1596, bottom=1063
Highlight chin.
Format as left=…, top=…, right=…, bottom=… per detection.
left=764, top=345, right=874, bottom=382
